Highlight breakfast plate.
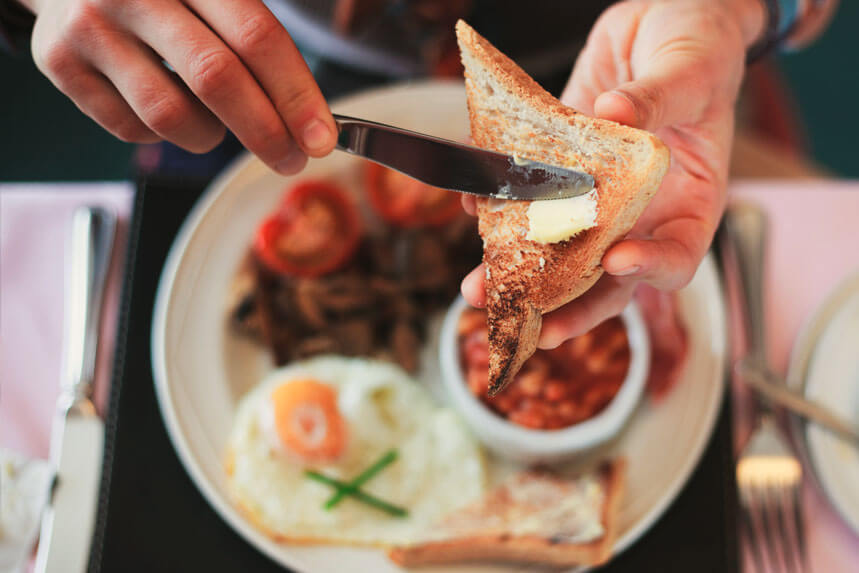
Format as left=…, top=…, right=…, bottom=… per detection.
left=787, top=272, right=859, bottom=536
left=152, top=80, right=727, bottom=572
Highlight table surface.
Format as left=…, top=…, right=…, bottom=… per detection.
left=2, top=174, right=858, bottom=571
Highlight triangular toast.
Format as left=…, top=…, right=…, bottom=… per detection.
left=455, top=20, right=670, bottom=395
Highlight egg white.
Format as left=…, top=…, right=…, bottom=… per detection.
left=225, top=355, right=487, bottom=546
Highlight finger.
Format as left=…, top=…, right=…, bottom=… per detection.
left=185, top=0, right=336, bottom=157
left=592, top=54, right=712, bottom=131
left=560, top=2, right=649, bottom=115
left=559, top=31, right=610, bottom=115
left=78, top=27, right=225, bottom=153
left=603, top=216, right=713, bottom=290
left=32, top=42, right=159, bottom=143
left=123, top=1, right=304, bottom=174
left=538, top=276, right=636, bottom=349
left=460, top=264, right=486, bottom=308
left=461, top=194, right=477, bottom=216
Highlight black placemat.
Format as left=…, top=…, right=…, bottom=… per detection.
left=89, top=176, right=739, bottom=573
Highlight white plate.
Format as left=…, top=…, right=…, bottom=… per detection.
left=788, top=272, right=859, bottom=536
left=152, top=80, right=727, bottom=573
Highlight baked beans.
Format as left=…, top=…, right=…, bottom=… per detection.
left=458, top=308, right=631, bottom=430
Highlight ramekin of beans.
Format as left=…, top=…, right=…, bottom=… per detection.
left=439, top=296, right=650, bottom=464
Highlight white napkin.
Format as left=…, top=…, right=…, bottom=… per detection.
left=0, top=450, right=53, bottom=573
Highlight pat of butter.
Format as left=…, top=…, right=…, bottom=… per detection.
left=526, top=190, right=598, bottom=243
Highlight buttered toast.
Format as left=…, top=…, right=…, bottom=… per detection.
left=456, top=20, right=669, bottom=395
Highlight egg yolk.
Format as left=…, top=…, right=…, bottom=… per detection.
left=271, top=379, right=346, bottom=462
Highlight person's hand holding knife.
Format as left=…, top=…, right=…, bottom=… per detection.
left=17, top=0, right=337, bottom=174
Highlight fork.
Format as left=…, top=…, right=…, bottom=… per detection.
left=723, top=203, right=807, bottom=573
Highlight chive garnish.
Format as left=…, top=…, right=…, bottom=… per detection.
left=324, top=450, right=398, bottom=509
left=304, top=471, right=408, bottom=517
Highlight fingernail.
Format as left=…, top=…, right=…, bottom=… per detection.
left=301, top=119, right=332, bottom=151
left=610, top=265, right=641, bottom=277
left=275, top=149, right=307, bottom=174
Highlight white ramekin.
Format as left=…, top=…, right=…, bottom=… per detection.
left=439, top=296, right=650, bottom=465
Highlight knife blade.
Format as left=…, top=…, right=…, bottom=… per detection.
left=738, top=362, right=859, bottom=445
left=334, top=114, right=595, bottom=201
left=34, top=206, right=116, bottom=573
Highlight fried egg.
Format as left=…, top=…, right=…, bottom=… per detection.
left=225, top=356, right=486, bottom=546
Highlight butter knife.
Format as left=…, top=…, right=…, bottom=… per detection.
left=334, top=114, right=595, bottom=201
left=35, top=207, right=116, bottom=573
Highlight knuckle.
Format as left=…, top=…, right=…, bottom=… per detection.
left=663, top=239, right=698, bottom=290
left=235, top=13, right=282, bottom=54
left=95, top=96, right=150, bottom=142
left=629, top=82, right=663, bottom=127
left=274, top=84, right=316, bottom=120
left=189, top=49, right=236, bottom=98
left=35, top=38, right=75, bottom=78
left=64, top=2, right=105, bottom=41
left=143, top=94, right=190, bottom=135
left=112, top=116, right=151, bottom=143
left=244, top=120, right=287, bottom=156
left=193, top=125, right=227, bottom=153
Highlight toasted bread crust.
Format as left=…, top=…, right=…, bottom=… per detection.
left=456, top=20, right=669, bottom=394
left=388, top=459, right=626, bottom=567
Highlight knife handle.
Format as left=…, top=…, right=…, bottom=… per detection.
left=61, top=206, right=116, bottom=414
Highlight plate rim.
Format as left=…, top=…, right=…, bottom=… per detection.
left=151, top=80, right=728, bottom=572
left=786, top=270, right=859, bottom=536
left=610, top=253, right=726, bottom=557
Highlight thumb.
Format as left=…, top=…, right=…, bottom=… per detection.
left=593, top=54, right=710, bottom=131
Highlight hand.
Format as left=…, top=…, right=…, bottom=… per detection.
left=461, top=0, right=763, bottom=348
left=21, top=0, right=337, bottom=174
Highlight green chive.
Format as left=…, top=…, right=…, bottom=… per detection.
left=324, top=450, right=398, bottom=510
left=304, top=471, right=408, bottom=518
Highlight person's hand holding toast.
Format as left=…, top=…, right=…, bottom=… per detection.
left=461, top=0, right=764, bottom=349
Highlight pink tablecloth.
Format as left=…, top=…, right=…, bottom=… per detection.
left=1, top=181, right=857, bottom=571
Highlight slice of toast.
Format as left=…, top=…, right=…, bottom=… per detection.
left=455, top=20, right=669, bottom=395
left=388, top=460, right=625, bottom=567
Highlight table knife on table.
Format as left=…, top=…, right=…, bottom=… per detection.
left=34, top=206, right=116, bottom=573
left=333, top=114, right=595, bottom=201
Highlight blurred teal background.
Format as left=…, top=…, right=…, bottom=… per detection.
left=1, top=2, right=856, bottom=181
